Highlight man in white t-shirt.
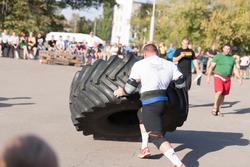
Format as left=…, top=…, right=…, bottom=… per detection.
left=8, top=32, right=19, bottom=58
left=240, top=55, right=249, bottom=79
left=1, top=30, right=9, bottom=57
left=114, top=44, right=186, bottom=167
left=56, top=36, right=65, bottom=51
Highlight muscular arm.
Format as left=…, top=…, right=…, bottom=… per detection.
left=114, top=78, right=140, bottom=97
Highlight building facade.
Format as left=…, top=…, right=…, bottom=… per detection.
left=111, top=0, right=153, bottom=45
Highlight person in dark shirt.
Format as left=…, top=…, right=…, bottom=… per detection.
left=173, top=38, right=201, bottom=90
left=48, top=35, right=56, bottom=51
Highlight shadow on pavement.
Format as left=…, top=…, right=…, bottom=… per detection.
left=0, top=97, right=35, bottom=108
left=190, top=101, right=240, bottom=108
left=224, top=108, right=250, bottom=115
left=161, top=130, right=250, bottom=167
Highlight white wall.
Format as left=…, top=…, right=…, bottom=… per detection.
left=111, top=0, right=133, bottom=45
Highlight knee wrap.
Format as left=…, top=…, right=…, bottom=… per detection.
left=149, top=132, right=166, bottom=149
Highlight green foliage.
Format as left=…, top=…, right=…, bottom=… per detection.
left=95, top=2, right=113, bottom=41
left=62, top=0, right=116, bottom=9
left=1, top=0, right=65, bottom=33
left=131, top=0, right=250, bottom=53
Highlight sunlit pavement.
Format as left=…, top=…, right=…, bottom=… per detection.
left=0, top=57, right=249, bottom=167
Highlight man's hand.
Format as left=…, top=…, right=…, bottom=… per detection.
left=114, top=86, right=126, bottom=97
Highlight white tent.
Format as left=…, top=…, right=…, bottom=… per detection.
left=46, top=32, right=105, bottom=44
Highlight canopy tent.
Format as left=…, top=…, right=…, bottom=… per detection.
left=46, top=32, right=105, bottom=44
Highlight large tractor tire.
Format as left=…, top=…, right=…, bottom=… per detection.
left=69, top=54, right=189, bottom=140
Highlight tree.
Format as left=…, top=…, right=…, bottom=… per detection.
left=131, top=0, right=250, bottom=53
left=95, top=2, right=113, bottom=41
left=1, top=0, right=65, bottom=33
left=62, top=0, right=116, bottom=9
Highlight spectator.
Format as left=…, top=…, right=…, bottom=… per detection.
left=64, top=35, right=70, bottom=51
left=35, top=32, right=45, bottom=59
left=8, top=32, right=19, bottom=59
left=27, top=32, right=36, bottom=59
left=123, top=45, right=133, bottom=55
left=194, top=47, right=204, bottom=73
left=167, top=43, right=176, bottom=61
left=173, top=38, right=201, bottom=90
left=0, top=134, right=59, bottom=167
left=103, top=43, right=112, bottom=60
left=111, top=43, right=119, bottom=56
left=18, top=32, right=29, bottom=59
left=95, top=43, right=103, bottom=60
left=159, top=42, right=167, bottom=58
left=117, top=43, right=123, bottom=56
left=68, top=37, right=77, bottom=54
left=0, top=34, right=2, bottom=57
left=56, top=35, right=65, bottom=51
left=240, top=55, right=249, bottom=79
left=1, top=30, right=9, bottom=57
left=48, top=35, right=56, bottom=51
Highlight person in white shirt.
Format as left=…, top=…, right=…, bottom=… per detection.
left=8, top=32, right=19, bottom=58
left=240, top=55, right=250, bottom=79
left=1, top=30, right=9, bottom=57
left=56, top=36, right=65, bottom=51
left=114, top=43, right=186, bottom=167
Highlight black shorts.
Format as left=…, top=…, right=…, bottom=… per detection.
left=137, top=101, right=166, bottom=132
left=240, top=66, right=248, bottom=70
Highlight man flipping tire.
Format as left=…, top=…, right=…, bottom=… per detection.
left=114, top=44, right=186, bottom=167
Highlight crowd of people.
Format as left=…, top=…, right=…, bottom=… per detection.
left=0, top=30, right=141, bottom=65
left=1, top=30, right=249, bottom=79
left=158, top=42, right=250, bottom=79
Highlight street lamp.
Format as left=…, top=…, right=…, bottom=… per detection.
left=149, top=0, right=156, bottom=42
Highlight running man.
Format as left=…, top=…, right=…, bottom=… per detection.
left=114, top=43, right=186, bottom=167
left=206, top=44, right=242, bottom=116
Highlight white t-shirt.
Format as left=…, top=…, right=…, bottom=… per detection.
left=129, top=55, right=183, bottom=93
left=240, top=56, right=249, bottom=66
left=87, top=36, right=96, bottom=48
left=1, top=33, right=9, bottom=43
left=8, top=35, right=19, bottom=45
left=56, top=40, right=65, bottom=50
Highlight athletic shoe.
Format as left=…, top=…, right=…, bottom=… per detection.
left=137, top=147, right=151, bottom=158
left=173, top=164, right=185, bottom=167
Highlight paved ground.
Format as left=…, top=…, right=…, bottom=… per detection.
left=0, top=57, right=249, bottom=167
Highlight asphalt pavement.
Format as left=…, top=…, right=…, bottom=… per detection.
left=0, top=57, right=249, bottom=167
